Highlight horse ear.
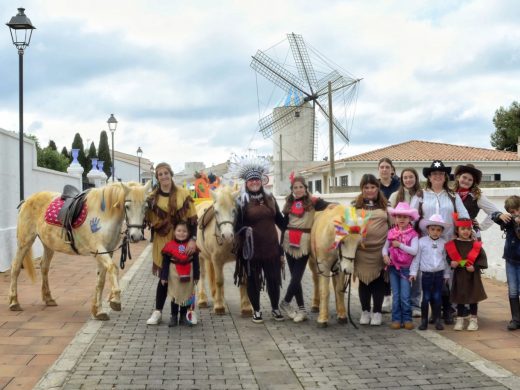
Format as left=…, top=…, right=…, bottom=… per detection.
left=121, top=182, right=131, bottom=196
left=144, top=180, right=152, bottom=193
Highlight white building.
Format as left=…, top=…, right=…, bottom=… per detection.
left=300, top=140, right=520, bottom=194
left=112, top=150, right=153, bottom=185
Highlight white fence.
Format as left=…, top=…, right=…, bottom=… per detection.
left=0, top=128, right=82, bottom=272
left=277, top=187, right=519, bottom=283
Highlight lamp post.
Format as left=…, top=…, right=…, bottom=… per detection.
left=136, top=146, right=143, bottom=184
left=107, top=114, right=118, bottom=182
left=6, top=8, right=35, bottom=201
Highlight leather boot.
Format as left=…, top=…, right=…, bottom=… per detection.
left=442, top=295, right=454, bottom=325
left=434, top=305, right=444, bottom=330
left=418, top=304, right=429, bottom=331
left=508, top=297, right=520, bottom=331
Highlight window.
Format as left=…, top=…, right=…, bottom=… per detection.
left=482, top=174, right=501, bottom=182
left=308, top=181, right=313, bottom=193
left=340, top=175, right=348, bottom=187
left=315, top=179, right=322, bottom=194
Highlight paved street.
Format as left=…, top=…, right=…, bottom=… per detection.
left=33, top=246, right=518, bottom=390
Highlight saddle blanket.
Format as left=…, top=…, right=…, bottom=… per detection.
left=44, top=197, right=88, bottom=228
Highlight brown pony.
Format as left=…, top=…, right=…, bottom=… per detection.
left=8, top=181, right=151, bottom=320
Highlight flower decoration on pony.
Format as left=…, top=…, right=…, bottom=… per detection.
left=331, top=206, right=371, bottom=250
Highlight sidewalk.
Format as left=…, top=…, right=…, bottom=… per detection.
left=0, top=237, right=150, bottom=390
left=33, top=254, right=520, bottom=389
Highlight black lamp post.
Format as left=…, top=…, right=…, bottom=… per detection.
left=136, top=147, right=143, bottom=183
left=6, top=8, right=35, bottom=201
left=107, top=114, right=118, bottom=182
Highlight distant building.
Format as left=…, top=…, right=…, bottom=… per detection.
left=112, top=150, right=153, bottom=184
left=300, top=140, right=520, bottom=194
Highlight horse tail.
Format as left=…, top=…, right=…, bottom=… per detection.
left=22, top=247, right=36, bottom=283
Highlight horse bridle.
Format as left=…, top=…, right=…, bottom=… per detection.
left=213, top=217, right=235, bottom=246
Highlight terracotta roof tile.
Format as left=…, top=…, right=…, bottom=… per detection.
left=340, top=140, right=520, bottom=162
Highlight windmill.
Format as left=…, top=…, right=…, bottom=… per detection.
left=251, top=33, right=361, bottom=194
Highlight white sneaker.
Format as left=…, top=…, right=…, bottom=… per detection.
left=382, top=296, right=392, bottom=313
left=359, top=311, right=371, bottom=325
left=370, top=312, right=382, bottom=326
left=467, top=316, right=478, bottom=331
left=453, top=317, right=464, bottom=331
left=146, top=310, right=162, bottom=325
left=293, top=308, right=308, bottom=323
left=279, top=300, right=297, bottom=320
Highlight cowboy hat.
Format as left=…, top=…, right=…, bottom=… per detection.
left=454, top=164, right=482, bottom=185
left=387, top=202, right=420, bottom=221
left=423, top=160, right=452, bottom=178
left=424, top=214, right=448, bottom=229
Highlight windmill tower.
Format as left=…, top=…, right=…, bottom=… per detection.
left=251, top=33, right=361, bottom=195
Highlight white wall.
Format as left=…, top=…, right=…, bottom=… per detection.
left=0, top=128, right=82, bottom=272
left=276, top=187, right=518, bottom=283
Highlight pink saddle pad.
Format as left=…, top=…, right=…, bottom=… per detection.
left=44, top=197, right=88, bottom=228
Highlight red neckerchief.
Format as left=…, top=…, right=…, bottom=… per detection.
left=290, top=200, right=305, bottom=217
left=445, top=240, right=482, bottom=267
left=457, top=188, right=470, bottom=201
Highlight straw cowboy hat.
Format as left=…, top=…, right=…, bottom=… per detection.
left=454, top=164, right=482, bottom=185
left=422, top=160, right=452, bottom=178
left=387, top=202, right=420, bottom=221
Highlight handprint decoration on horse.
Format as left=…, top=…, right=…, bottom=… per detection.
left=309, top=205, right=370, bottom=327
left=8, top=181, right=152, bottom=320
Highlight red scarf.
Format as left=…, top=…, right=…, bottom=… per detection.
left=457, top=188, right=470, bottom=201
left=445, top=240, right=482, bottom=267
left=162, top=240, right=192, bottom=282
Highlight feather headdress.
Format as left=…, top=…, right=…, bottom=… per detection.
left=229, top=154, right=270, bottom=182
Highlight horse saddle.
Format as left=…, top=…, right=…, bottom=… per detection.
left=58, top=185, right=86, bottom=226
left=198, top=205, right=215, bottom=231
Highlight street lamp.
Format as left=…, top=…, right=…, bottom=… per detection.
left=136, top=146, right=143, bottom=184
left=6, top=8, right=35, bottom=201
left=107, top=114, right=118, bottom=182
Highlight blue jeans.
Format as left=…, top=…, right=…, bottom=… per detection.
left=421, top=270, right=444, bottom=308
left=389, top=266, right=412, bottom=323
left=506, top=260, right=520, bottom=298
left=411, top=270, right=421, bottom=310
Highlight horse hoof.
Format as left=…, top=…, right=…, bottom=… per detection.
left=9, top=303, right=23, bottom=311
left=95, top=312, right=110, bottom=321
left=214, top=307, right=226, bottom=315
left=337, top=317, right=348, bottom=324
left=46, top=299, right=58, bottom=307
left=198, top=301, right=209, bottom=309
left=110, top=301, right=121, bottom=311
left=241, top=308, right=253, bottom=316
left=311, top=306, right=319, bottom=313
left=317, top=321, right=328, bottom=328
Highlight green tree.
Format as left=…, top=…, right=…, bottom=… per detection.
left=61, top=146, right=70, bottom=161
left=37, top=148, right=69, bottom=172
left=71, top=133, right=88, bottom=178
left=48, top=140, right=57, bottom=151
left=98, top=130, right=112, bottom=179
left=491, top=101, right=520, bottom=152
left=86, top=142, right=97, bottom=172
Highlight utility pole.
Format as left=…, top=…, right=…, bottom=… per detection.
left=328, top=81, right=335, bottom=193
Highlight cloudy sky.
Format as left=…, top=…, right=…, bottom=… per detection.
left=1, top=0, right=519, bottom=173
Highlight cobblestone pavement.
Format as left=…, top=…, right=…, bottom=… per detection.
left=42, top=249, right=515, bottom=390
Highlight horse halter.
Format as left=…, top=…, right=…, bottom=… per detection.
left=124, top=199, right=146, bottom=229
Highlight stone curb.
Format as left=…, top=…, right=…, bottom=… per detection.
left=415, top=325, right=519, bottom=389
left=33, top=244, right=152, bottom=390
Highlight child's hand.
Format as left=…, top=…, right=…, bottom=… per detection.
left=383, top=255, right=391, bottom=265
left=409, top=275, right=416, bottom=282
left=466, top=265, right=475, bottom=272
left=450, top=261, right=459, bottom=269
left=161, top=279, right=167, bottom=286
left=391, top=240, right=401, bottom=248
left=499, top=213, right=512, bottom=223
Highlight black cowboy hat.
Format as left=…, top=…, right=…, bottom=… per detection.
left=454, top=164, right=482, bottom=185
left=422, top=160, right=452, bottom=178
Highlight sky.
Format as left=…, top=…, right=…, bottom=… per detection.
left=0, top=0, right=519, bottom=173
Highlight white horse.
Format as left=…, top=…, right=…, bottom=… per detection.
left=196, top=186, right=252, bottom=315
left=8, top=181, right=151, bottom=320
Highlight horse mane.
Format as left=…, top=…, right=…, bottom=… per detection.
left=213, top=186, right=235, bottom=209
left=87, top=183, right=126, bottom=217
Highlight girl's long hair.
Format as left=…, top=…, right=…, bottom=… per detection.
left=282, top=176, right=313, bottom=214
left=452, top=174, right=482, bottom=200
left=353, top=174, right=387, bottom=209
left=395, top=168, right=422, bottom=204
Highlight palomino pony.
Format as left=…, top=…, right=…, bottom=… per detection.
left=309, top=205, right=369, bottom=327
left=8, top=181, right=152, bottom=320
left=196, top=186, right=251, bottom=315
